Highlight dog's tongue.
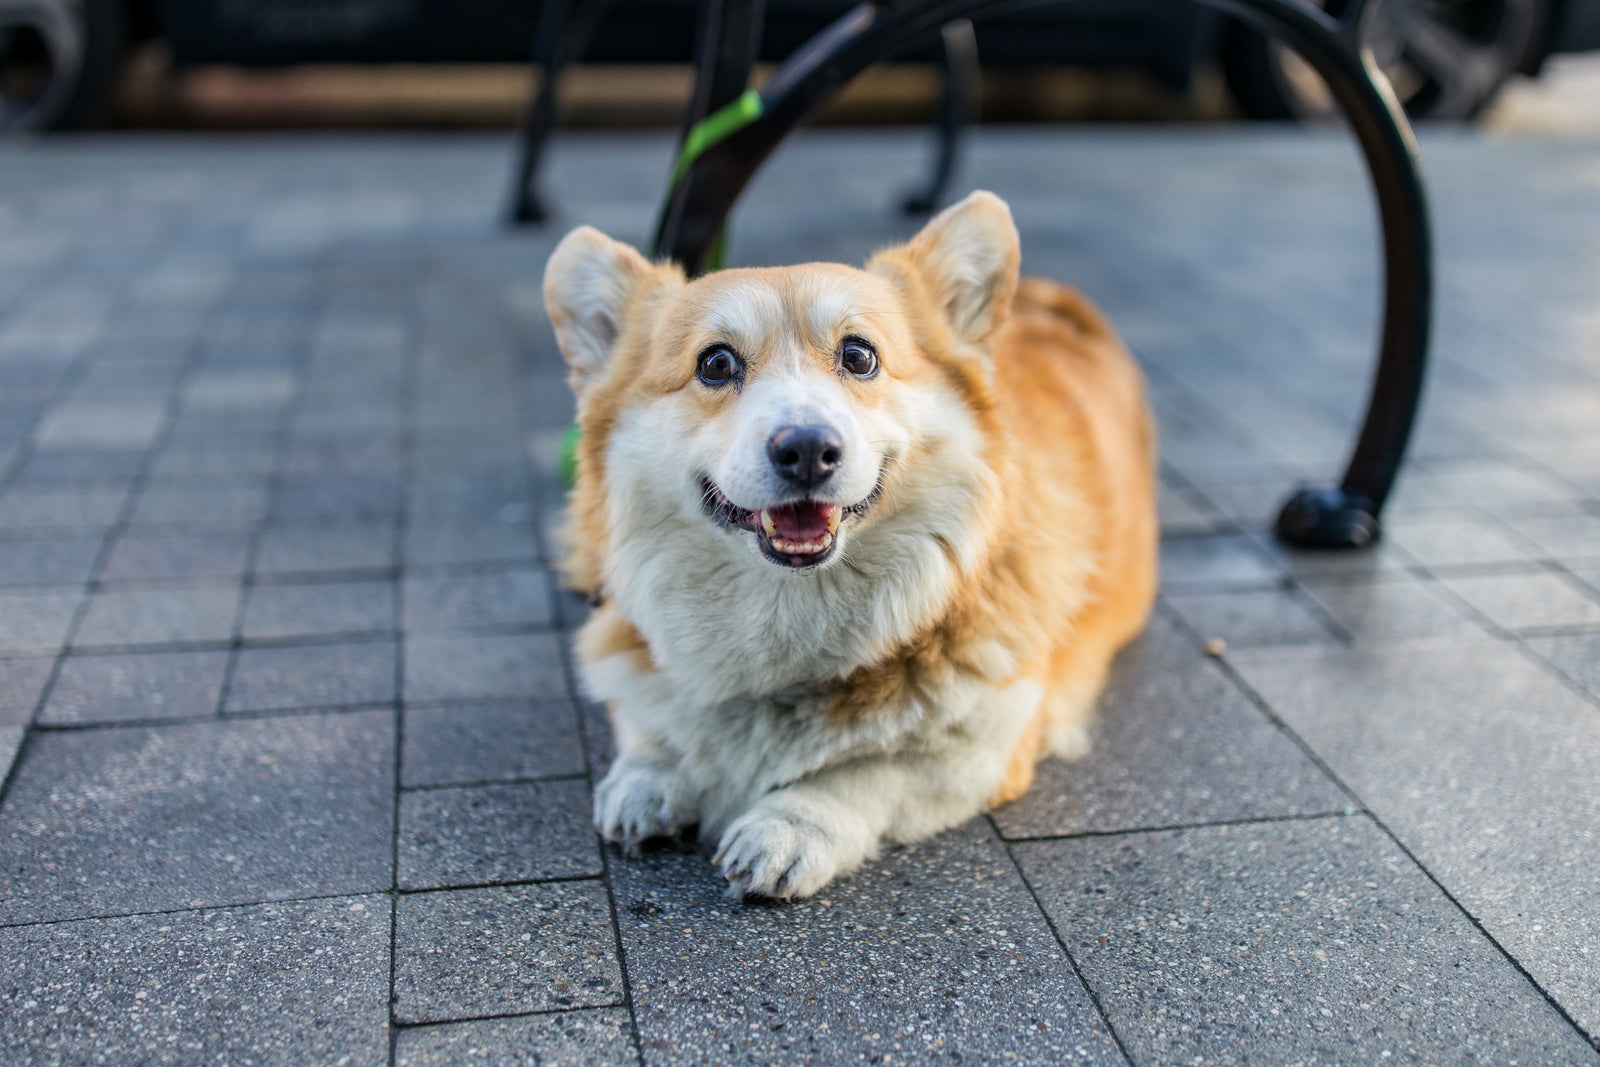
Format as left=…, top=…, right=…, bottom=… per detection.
left=762, top=501, right=838, bottom=542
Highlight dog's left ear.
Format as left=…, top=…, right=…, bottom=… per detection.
left=543, top=226, right=660, bottom=394
left=882, top=190, right=1020, bottom=350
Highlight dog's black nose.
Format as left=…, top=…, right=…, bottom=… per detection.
left=768, top=425, right=843, bottom=488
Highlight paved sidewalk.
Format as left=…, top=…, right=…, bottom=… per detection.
left=1, top=128, right=1598, bottom=1065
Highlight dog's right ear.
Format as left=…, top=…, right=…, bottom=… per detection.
left=875, top=191, right=1019, bottom=353
left=543, top=226, right=657, bottom=394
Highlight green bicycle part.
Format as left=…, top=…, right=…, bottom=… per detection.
left=656, top=89, right=764, bottom=272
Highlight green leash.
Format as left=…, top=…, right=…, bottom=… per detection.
left=560, top=423, right=583, bottom=489
left=566, top=91, right=765, bottom=489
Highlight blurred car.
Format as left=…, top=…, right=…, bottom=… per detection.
left=3, top=0, right=1599, bottom=132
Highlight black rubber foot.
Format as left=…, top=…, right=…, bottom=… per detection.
left=510, top=190, right=549, bottom=226
left=1275, top=484, right=1380, bottom=549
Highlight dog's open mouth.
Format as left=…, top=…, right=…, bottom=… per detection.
left=702, top=479, right=875, bottom=568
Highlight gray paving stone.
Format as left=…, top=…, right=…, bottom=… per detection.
left=992, top=614, right=1346, bottom=839
left=552, top=586, right=592, bottom=634
left=404, top=632, right=567, bottom=704
left=401, top=700, right=586, bottom=788
left=610, top=819, right=1124, bottom=1065
left=224, top=639, right=396, bottom=712
left=292, top=407, right=402, bottom=441
left=1404, top=456, right=1581, bottom=512
left=1301, top=573, right=1487, bottom=642
left=280, top=437, right=403, bottom=481
left=0, top=657, right=53, bottom=727
left=409, top=479, right=534, bottom=525
left=393, top=881, right=622, bottom=1024
left=1157, top=482, right=1225, bottom=535
left=1503, top=510, right=1600, bottom=563
left=1247, top=529, right=1410, bottom=582
left=1438, top=568, right=1600, bottom=632
left=1384, top=512, right=1543, bottom=569
left=73, top=584, right=241, bottom=648
left=241, top=579, right=395, bottom=641
left=395, top=1008, right=638, bottom=1067
left=98, top=531, right=251, bottom=582
left=0, top=587, right=82, bottom=655
left=412, top=445, right=529, bottom=483
left=8, top=446, right=146, bottom=483
left=0, top=483, right=129, bottom=531
left=40, top=649, right=229, bottom=725
left=403, top=569, right=555, bottom=632
left=398, top=779, right=598, bottom=890
left=271, top=477, right=401, bottom=521
left=0, top=711, right=394, bottom=924
left=1525, top=631, right=1600, bottom=704
left=1152, top=433, right=1286, bottom=486
left=73, top=356, right=185, bottom=395
left=182, top=367, right=299, bottom=410
left=0, top=533, right=103, bottom=586
left=405, top=520, right=542, bottom=568
left=1164, top=587, right=1337, bottom=648
left=1014, top=817, right=1598, bottom=1065
left=31, top=399, right=167, bottom=449
left=254, top=519, right=398, bottom=576
left=164, top=415, right=282, bottom=448
left=577, top=697, right=618, bottom=791
left=148, top=443, right=277, bottom=480
left=1232, top=638, right=1600, bottom=1040
left=129, top=260, right=234, bottom=306
left=0, top=722, right=21, bottom=781
left=126, top=482, right=272, bottom=530
left=1159, top=533, right=1284, bottom=591
left=1180, top=477, right=1300, bottom=529
left=0, top=895, right=391, bottom=1067
left=1571, top=561, right=1600, bottom=596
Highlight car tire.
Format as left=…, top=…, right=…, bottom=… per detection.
left=1, top=0, right=125, bottom=132
left=1222, top=0, right=1546, bottom=123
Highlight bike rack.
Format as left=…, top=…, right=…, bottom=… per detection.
left=509, top=0, right=978, bottom=224
left=650, top=0, right=1433, bottom=549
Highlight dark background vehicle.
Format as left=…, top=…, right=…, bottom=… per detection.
left=4, top=0, right=1599, bottom=132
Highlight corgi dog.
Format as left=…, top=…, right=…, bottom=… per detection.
left=543, top=191, right=1156, bottom=900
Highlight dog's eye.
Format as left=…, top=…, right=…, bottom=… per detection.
left=840, top=338, right=878, bottom=379
left=696, top=345, right=741, bottom=387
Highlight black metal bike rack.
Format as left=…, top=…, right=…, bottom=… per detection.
left=508, top=0, right=980, bottom=224
left=509, top=0, right=614, bottom=223
left=649, top=0, right=1433, bottom=550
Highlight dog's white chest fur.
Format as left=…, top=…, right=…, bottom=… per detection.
left=585, top=596, right=1040, bottom=848
left=587, top=491, right=984, bottom=830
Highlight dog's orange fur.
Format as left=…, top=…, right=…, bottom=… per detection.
left=985, top=279, right=1158, bottom=800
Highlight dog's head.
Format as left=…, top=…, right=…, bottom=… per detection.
left=544, top=191, right=1019, bottom=593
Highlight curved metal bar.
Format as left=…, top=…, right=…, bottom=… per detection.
left=656, top=0, right=1432, bottom=548
left=902, top=17, right=980, bottom=215
left=507, top=0, right=616, bottom=225
left=1217, top=0, right=1433, bottom=546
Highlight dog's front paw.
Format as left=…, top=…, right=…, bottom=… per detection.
left=594, top=758, right=697, bottom=854
left=715, top=800, right=864, bottom=901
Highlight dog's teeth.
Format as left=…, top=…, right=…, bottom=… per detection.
left=761, top=510, right=777, bottom=536
left=825, top=507, right=841, bottom=534
left=769, top=533, right=834, bottom=555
